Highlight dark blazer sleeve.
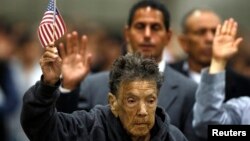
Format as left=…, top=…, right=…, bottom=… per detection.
left=56, top=87, right=80, bottom=113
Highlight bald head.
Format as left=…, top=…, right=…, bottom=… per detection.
left=179, top=9, right=222, bottom=73
left=182, top=9, right=221, bottom=33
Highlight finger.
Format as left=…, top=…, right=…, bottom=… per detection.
left=43, top=47, right=58, bottom=61
left=226, top=18, right=234, bottom=35
left=85, top=53, right=92, bottom=72
left=228, top=18, right=235, bottom=35
left=231, top=21, right=238, bottom=38
left=39, top=56, right=58, bottom=68
left=66, top=33, right=72, bottom=55
left=58, top=43, right=66, bottom=59
left=45, top=46, right=58, bottom=54
left=72, top=31, right=79, bottom=54
left=233, top=37, right=243, bottom=48
left=225, top=19, right=231, bottom=35
left=56, top=56, right=62, bottom=64
left=215, top=24, right=221, bottom=37
left=41, top=58, right=58, bottom=63
left=48, top=42, right=55, bottom=48
left=80, top=35, right=88, bottom=58
left=55, top=57, right=62, bottom=67
left=43, top=51, right=59, bottom=59
left=84, top=53, right=92, bottom=73
left=221, top=20, right=228, bottom=35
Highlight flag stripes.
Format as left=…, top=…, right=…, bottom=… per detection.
left=38, top=0, right=66, bottom=48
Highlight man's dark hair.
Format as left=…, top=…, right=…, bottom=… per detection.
left=127, top=0, right=170, bottom=31
left=109, top=53, right=163, bottom=96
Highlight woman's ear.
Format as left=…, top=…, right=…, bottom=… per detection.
left=108, top=93, right=119, bottom=117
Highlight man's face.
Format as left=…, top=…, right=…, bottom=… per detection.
left=125, top=7, right=171, bottom=63
left=184, top=11, right=221, bottom=67
left=115, top=80, right=158, bottom=137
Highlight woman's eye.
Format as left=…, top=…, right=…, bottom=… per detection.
left=127, top=98, right=135, bottom=104
left=147, top=98, right=156, bottom=104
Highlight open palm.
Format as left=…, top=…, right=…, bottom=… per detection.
left=212, top=18, right=242, bottom=61
left=58, top=31, right=92, bottom=89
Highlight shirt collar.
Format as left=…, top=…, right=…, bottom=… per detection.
left=158, top=59, right=166, bottom=73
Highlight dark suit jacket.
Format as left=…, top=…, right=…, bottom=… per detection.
left=58, top=64, right=199, bottom=141
left=170, top=60, right=250, bottom=101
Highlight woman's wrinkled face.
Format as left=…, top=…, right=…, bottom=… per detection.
left=115, top=80, right=158, bottom=137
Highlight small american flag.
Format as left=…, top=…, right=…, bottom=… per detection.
left=38, top=0, right=66, bottom=48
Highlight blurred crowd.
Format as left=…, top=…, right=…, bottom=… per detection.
left=0, top=15, right=125, bottom=141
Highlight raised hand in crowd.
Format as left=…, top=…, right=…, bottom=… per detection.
left=210, top=18, right=243, bottom=73
left=193, top=18, right=243, bottom=139
left=40, top=31, right=92, bottom=89
left=39, top=42, right=62, bottom=86
left=58, top=31, right=92, bottom=90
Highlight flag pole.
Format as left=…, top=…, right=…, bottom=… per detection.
left=52, top=0, right=56, bottom=43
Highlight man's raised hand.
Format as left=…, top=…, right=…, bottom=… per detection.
left=210, top=18, right=243, bottom=73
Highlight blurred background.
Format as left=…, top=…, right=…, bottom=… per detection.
left=2, top=0, right=250, bottom=61
left=1, top=0, right=250, bottom=141
left=1, top=0, right=250, bottom=60
left=1, top=0, right=250, bottom=32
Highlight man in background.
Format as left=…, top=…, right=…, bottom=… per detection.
left=170, top=8, right=221, bottom=83
left=170, top=8, right=250, bottom=101
left=193, top=18, right=244, bottom=139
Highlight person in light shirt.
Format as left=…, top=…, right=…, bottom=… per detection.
left=193, top=18, right=245, bottom=138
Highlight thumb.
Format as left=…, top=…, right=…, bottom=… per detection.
left=85, top=53, right=92, bottom=68
left=47, top=42, right=55, bottom=48
left=233, top=37, right=243, bottom=48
